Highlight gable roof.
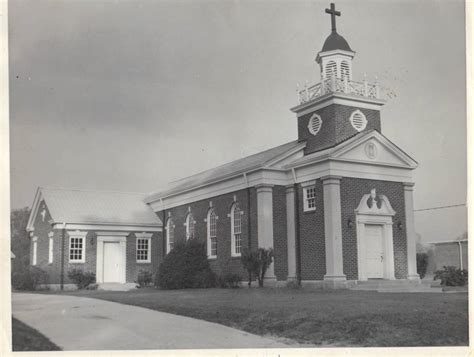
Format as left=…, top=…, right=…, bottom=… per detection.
left=145, top=140, right=305, bottom=202
left=27, top=187, right=162, bottom=231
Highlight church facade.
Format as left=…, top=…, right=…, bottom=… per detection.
left=26, top=4, right=420, bottom=289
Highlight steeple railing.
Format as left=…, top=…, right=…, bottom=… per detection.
left=297, top=76, right=380, bottom=104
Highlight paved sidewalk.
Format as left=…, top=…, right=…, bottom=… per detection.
left=12, top=293, right=288, bottom=350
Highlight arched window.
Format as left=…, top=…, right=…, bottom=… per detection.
left=231, top=203, right=242, bottom=257
left=341, top=61, right=350, bottom=81
left=207, top=209, right=217, bottom=258
left=186, top=213, right=195, bottom=240
left=325, top=61, right=337, bottom=79
left=166, top=218, right=175, bottom=253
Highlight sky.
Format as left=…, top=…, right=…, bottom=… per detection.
left=8, top=0, right=466, bottom=243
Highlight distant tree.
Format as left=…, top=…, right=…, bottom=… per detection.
left=11, top=207, right=31, bottom=273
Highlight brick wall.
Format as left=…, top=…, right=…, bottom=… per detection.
left=339, top=177, right=408, bottom=280
left=297, top=180, right=326, bottom=280
left=159, top=189, right=256, bottom=278
left=298, top=104, right=381, bottom=155
left=272, top=185, right=288, bottom=281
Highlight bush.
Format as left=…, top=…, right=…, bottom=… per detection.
left=11, top=266, right=48, bottom=291
left=241, top=248, right=274, bottom=287
left=286, top=279, right=301, bottom=289
left=416, top=252, right=429, bottom=279
left=67, top=269, right=96, bottom=289
left=217, top=273, right=242, bottom=288
left=135, top=270, right=153, bottom=288
left=434, top=266, right=468, bottom=286
left=156, top=239, right=216, bottom=289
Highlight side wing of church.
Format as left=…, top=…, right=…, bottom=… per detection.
left=26, top=3, right=420, bottom=289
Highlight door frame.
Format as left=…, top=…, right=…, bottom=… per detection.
left=96, top=232, right=128, bottom=284
left=355, top=189, right=396, bottom=281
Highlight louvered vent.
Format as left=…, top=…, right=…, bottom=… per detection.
left=325, top=61, right=337, bottom=79
left=308, top=114, right=322, bottom=135
left=350, top=110, right=368, bottom=132
left=341, top=61, right=350, bottom=80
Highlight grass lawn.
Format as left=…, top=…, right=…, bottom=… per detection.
left=57, top=287, right=469, bottom=347
left=12, top=317, right=61, bottom=351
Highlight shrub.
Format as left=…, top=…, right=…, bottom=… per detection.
left=416, top=252, right=429, bottom=279
left=11, top=266, right=48, bottom=291
left=217, top=273, right=242, bottom=288
left=286, top=279, right=301, bottom=289
left=67, top=269, right=96, bottom=289
left=241, top=247, right=274, bottom=287
left=434, top=266, right=468, bottom=286
left=156, top=239, right=216, bottom=289
left=135, top=270, right=153, bottom=288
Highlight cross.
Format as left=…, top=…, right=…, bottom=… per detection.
left=325, top=3, right=341, bottom=32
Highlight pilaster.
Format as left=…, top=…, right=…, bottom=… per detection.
left=256, top=184, right=275, bottom=280
left=403, top=182, right=420, bottom=280
left=321, top=175, right=346, bottom=281
left=285, top=185, right=297, bottom=280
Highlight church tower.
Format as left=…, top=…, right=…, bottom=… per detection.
left=292, top=3, right=385, bottom=155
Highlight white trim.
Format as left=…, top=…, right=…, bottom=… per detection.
left=302, top=186, right=317, bottom=212
left=26, top=188, right=42, bottom=232
left=308, top=113, right=323, bottom=135
left=53, top=223, right=162, bottom=232
left=185, top=212, right=195, bottom=240
left=68, top=231, right=86, bottom=263
left=48, top=232, right=54, bottom=264
left=96, top=235, right=127, bottom=284
left=166, top=218, right=175, bottom=254
left=136, top=236, right=151, bottom=263
left=349, top=109, right=368, bottom=132
left=230, top=202, right=242, bottom=257
left=355, top=190, right=396, bottom=281
left=207, top=208, right=217, bottom=258
left=32, top=236, right=38, bottom=266
left=300, top=179, right=316, bottom=188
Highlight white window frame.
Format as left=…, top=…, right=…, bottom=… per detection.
left=48, top=232, right=54, bottom=264
left=69, top=231, right=87, bottom=263
left=230, top=203, right=243, bottom=257
left=136, top=232, right=152, bottom=263
left=166, top=218, right=175, bottom=254
left=185, top=213, right=195, bottom=240
left=302, top=181, right=317, bottom=212
left=207, top=209, right=217, bottom=259
left=32, top=236, right=38, bottom=266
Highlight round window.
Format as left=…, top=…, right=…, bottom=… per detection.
left=349, top=110, right=368, bottom=132
left=308, top=114, right=322, bottom=135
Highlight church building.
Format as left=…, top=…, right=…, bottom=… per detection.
left=26, top=3, right=420, bottom=289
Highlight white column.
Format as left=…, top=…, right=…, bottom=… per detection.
left=286, top=185, right=297, bottom=280
left=322, top=175, right=346, bottom=281
left=404, top=182, right=420, bottom=280
left=256, top=184, right=275, bottom=280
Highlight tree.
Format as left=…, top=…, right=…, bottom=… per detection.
left=241, top=247, right=274, bottom=287
left=11, top=207, right=31, bottom=273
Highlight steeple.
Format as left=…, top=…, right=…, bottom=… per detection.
left=291, top=3, right=385, bottom=156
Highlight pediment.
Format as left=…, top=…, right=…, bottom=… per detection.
left=331, top=131, right=417, bottom=168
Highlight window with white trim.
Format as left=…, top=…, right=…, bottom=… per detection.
left=350, top=110, right=368, bottom=132
left=308, top=114, right=322, bottom=136
left=207, top=209, right=217, bottom=258
left=136, top=237, right=151, bottom=263
left=186, top=213, right=195, bottom=240
left=303, top=186, right=317, bottom=212
left=48, top=232, right=54, bottom=264
left=32, top=237, right=38, bottom=266
left=69, top=234, right=85, bottom=263
left=231, top=203, right=242, bottom=257
left=166, top=218, right=175, bottom=254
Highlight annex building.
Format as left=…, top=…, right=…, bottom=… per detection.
left=26, top=4, right=420, bottom=289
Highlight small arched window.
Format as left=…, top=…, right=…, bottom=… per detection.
left=341, top=61, right=350, bottom=81
left=325, top=61, right=337, bottom=79
left=186, top=213, right=195, bottom=240
left=231, top=203, right=242, bottom=257
left=166, top=218, right=175, bottom=253
left=207, top=209, right=217, bottom=258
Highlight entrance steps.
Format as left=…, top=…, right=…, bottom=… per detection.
left=350, top=279, right=443, bottom=293
left=98, top=283, right=137, bottom=291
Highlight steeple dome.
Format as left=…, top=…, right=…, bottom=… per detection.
left=321, top=31, right=352, bottom=52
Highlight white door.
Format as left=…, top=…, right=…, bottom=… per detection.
left=365, top=225, right=384, bottom=279
left=103, top=242, right=122, bottom=283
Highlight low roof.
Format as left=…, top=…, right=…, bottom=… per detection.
left=27, top=187, right=162, bottom=230
left=145, top=140, right=303, bottom=202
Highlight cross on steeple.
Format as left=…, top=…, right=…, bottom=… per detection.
left=325, top=3, right=341, bottom=32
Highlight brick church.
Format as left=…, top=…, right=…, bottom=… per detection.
left=26, top=3, right=420, bottom=289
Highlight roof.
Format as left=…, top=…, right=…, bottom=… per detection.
left=321, top=31, right=352, bottom=52
left=146, top=140, right=304, bottom=202
left=28, top=187, right=162, bottom=228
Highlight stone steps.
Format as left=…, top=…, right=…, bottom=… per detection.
left=349, top=279, right=443, bottom=293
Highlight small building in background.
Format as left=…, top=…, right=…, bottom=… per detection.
left=426, top=240, right=468, bottom=274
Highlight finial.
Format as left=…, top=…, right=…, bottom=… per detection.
left=325, top=3, right=341, bottom=32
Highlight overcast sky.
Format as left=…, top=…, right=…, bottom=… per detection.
left=9, top=0, right=466, bottom=243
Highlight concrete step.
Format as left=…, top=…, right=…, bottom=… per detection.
left=377, top=287, right=444, bottom=293
left=349, top=279, right=444, bottom=293
left=98, top=283, right=137, bottom=291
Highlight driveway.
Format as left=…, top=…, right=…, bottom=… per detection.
left=12, top=293, right=288, bottom=350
